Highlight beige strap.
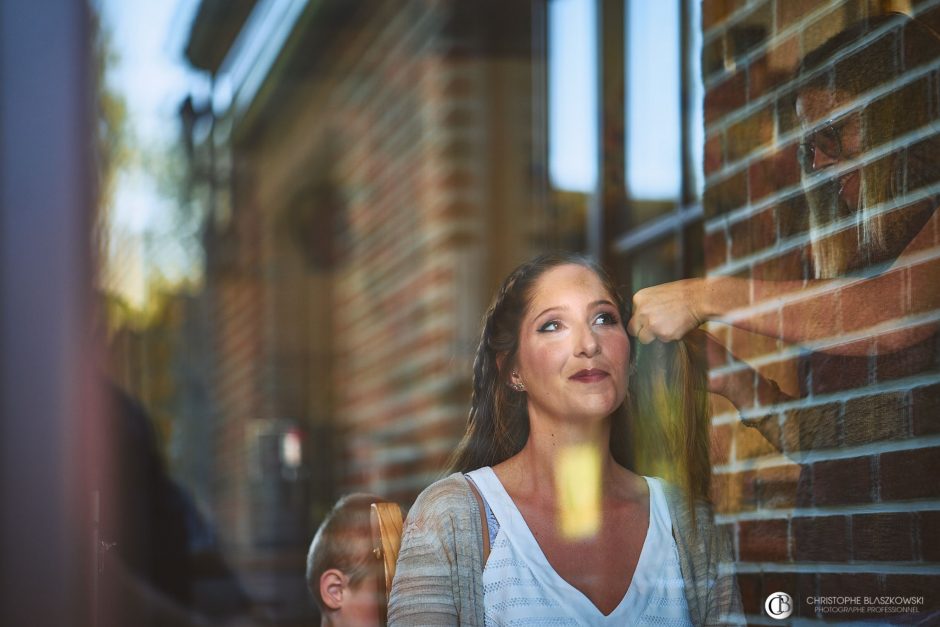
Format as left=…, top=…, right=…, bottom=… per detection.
left=370, top=502, right=404, bottom=602
left=466, top=478, right=491, bottom=563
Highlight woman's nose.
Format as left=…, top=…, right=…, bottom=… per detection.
left=812, top=146, right=838, bottom=171
left=575, top=326, right=601, bottom=357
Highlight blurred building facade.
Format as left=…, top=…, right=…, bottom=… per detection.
left=161, top=1, right=557, bottom=620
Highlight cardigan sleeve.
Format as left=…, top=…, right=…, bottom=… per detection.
left=703, top=511, right=744, bottom=626
left=665, top=484, right=745, bottom=626
left=388, top=474, right=485, bottom=627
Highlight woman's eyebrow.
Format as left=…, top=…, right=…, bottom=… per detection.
left=533, top=300, right=615, bottom=320
left=533, top=305, right=567, bottom=320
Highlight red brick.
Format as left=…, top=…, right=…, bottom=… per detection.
left=776, top=0, right=821, bottom=33
left=702, top=0, right=746, bottom=32
left=906, top=6, right=940, bottom=70
left=842, top=268, right=905, bottom=334
left=704, top=70, right=746, bottom=124
left=704, top=169, right=748, bottom=218
left=792, top=515, right=850, bottom=561
left=792, top=573, right=819, bottom=618
left=805, top=348, right=873, bottom=395
left=918, top=510, right=940, bottom=562
left=916, top=2, right=940, bottom=30
left=712, top=469, right=758, bottom=514
left=843, top=392, right=910, bottom=445
left=775, top=85, right=802, bottom=135
left=834, top=30, right=899, bottom=95
left=875, top=327, right=937, bottom=383
left=748, top=142, right=800, bottom=203
left=782, top=289, right=842, bottom=341
left=729, top=207, right=776, bottom=260
left=816, top=572, right=881, bottom=598
left=897, top=200, right=940, bottom=256
left=783, top=402, right=842, bottom=453
left=704, top=132, right=723, bottom=176
left=739, top=518, right=789, bottom=562
left=726, top=1, right=772, bottom=60
left=736, top=573, right=762, bottom=615
left=909, top=259, right=940, bottom=315
left=726, top=105, right=774, bottom=162
left=751, top=246, right=808, bottom=283
left=776, top=194, right=809, bottom=239
left=795, top=460, right=812, bottom=508
left=865, top=77, right=937, bottom=150
left=748, top=35, right=799, bottom=100
left=880, top=446, right=940, bottom=500
left=912, top=383, right=940, bottom=436
left=812, top=456, right=873, bottom=506
left=880, top=575, right=940, bottom=613
left=755, top=464, right=800, bottom=509
left=755, top=356, right=799, bottom=403
left=704, top=226, right=729, bottom=270
left=852, top=512, right=915, bottom=561
left=801, top=1, right=867, bottom=55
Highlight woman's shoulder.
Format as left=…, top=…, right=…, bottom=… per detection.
left=408, top=472, right=476, bottom=521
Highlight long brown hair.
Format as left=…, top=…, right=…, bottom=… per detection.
left=447, top=252, right=711, bottom=505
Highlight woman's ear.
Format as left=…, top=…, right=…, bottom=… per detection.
left=319, top=568, right=347, bottom=611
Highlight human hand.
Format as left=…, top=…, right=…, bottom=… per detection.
left=628, top=278, right=708, bottom=343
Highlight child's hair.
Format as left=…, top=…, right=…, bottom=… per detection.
left=305, top=493, right=385, bottom=612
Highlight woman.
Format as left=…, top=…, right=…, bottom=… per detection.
left=387, top=253, right=741, bottom=626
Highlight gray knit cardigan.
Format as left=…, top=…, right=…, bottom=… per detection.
left=388, top=472, right=743, bottom=626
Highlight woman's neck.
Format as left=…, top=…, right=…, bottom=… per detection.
left=496, top=412, right=625, bottom=503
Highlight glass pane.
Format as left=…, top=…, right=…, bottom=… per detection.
left=626, top=0, right=681, bottom=202
left=91, top=1, right=549, bottom=624
left=548, top=0, right=597, bottom=193
left=626, top=237, right=679, bottom=292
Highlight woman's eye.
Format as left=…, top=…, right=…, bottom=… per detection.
left=537, top=320, right=560, bottom=333
left=594, top=312, right=618, bottom=326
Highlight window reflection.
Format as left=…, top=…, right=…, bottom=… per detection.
left=626, top=0, right=682, bottom=203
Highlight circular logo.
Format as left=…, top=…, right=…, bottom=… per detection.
left=765, top=592, right=793, bottom=619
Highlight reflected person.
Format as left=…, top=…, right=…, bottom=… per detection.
left=307, top=493, right=393, bottom=627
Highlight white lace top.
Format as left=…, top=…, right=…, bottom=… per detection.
left=464, top=467, right=693, bottom=626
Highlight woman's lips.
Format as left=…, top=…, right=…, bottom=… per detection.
left=569, top=368, right=609, bottom=383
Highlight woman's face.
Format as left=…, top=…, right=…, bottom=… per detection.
left=796, top=87, right=863, bottom=211
left=512, top=264, right=631, bottom=425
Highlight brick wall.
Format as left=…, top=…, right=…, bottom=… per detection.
left=325, top=0, right=543, bottom=502
left=702, top=0, right=940, bottom=621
